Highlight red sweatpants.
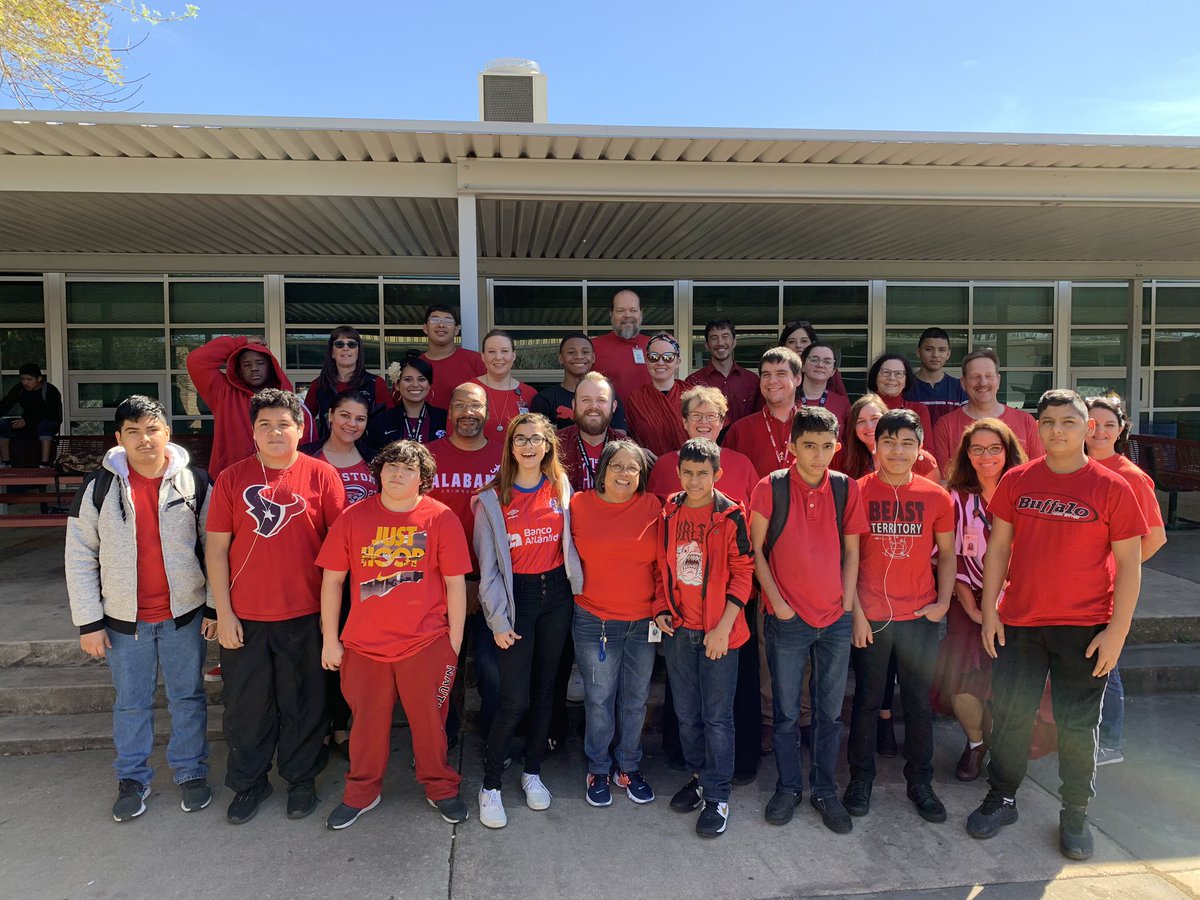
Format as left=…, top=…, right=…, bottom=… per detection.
left=340, top=636, right=461, bottom=808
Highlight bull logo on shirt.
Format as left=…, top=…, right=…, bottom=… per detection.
left=1014, top=493, right=1098, bottom=523
left=242, top=484, right=308, bottom=538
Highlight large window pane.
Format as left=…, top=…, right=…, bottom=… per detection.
left=172, top=374, right=210, bottom=417
left=1072, top=285, right=1129, bottom=325
left=1, top=327, right=46, bottom=370
left=1154, top=286, right=1200, bottom=325
left=693, top=285, right=777, bottom=327
left=169, top=282, right=264, bottom=324
left=382, top=331, right=427, bottom=366
left=284, top=282, right=378, bottom=324
left=886, top=285, right=968, bottom=326
left=69, top=420, right=108, bottom=436
left=1153, top=370, right=1200, bottom=408
left=68, top=282, right=163, bottom=324
left=885, top=328, right=969, bottom=369
left=284, top=329, right=381, bottom=371
left=0, top=281, right=44, bottom=322
left=494, top=284, right=582, bottom=328
left=69, top=329, right=166, bottom=369
left=172, top=417, right=214, bottom=436
left=974, top=286, right=1053, bottom=326
left=1144, top=285, right=1152, bottom=324
left=509, top=330, right=569, bottom=371
left=820, top=329, right=870, bottom=372
left=383, top=282, right=460, bottom=326
left=1070, top=331, right=1127, bottom=367
left=78, top=381, right=159, bottom=409
left=1075, top=376, right=1130, bottom=401
left=1146, top=411, right=1200, bottom=442
left=587, top=284, right=674, bottom=330
left=972, top=330, right=1053, bottom=368
left=783, top=285, right=867, bottom=326
left=170, top=329, right=265, bottom=368
left=1153, top=330, right=1200, bottom=367
left=1001, top=372, right=1052, bottom=410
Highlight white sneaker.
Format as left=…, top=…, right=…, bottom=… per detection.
left=566, top=664, right=585, bottom=703
left=478, top=788, right=507, bottom=829
left=521, top=773, right=552, bottom=810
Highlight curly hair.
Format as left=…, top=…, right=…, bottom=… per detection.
left=370, top=439, right=436, bottom=495
left=249, top=388, right=305, bottom=428
left=944, top=418, right=1027, bottom=495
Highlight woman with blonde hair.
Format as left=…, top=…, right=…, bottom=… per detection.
left=472, top=413, right=582, bottom=828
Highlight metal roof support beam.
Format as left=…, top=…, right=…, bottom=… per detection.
left=458, top=194, right=480, bottom=349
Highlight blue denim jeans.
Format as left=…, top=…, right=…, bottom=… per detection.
left=106, top=614, right=209, bottom=786
left=1099, top=665, right=1124, bottom=751
left=766, top=611, right=852, bottom=799
left=663, top=627, right=739, bottom=802
left=573, top=605, right=657, bottom=775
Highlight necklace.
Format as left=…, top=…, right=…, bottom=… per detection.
left=763, top=406, right=795, bottom=466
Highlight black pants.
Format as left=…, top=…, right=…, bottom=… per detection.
left=848, top=617, right=938, bottom=787
left=221, top=613, right=327, bottom=792
left=988, top=624, right=1107, bottom=808
left=483, top=567, right=573, bottom=790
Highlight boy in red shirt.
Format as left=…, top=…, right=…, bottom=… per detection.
left=318, top=440, right=471, bottom=829
left=653, top=437, right=754, bottom=838
left=207, top=389, right=346, bottom=825
left=844, top=408, right=957, bottom=824
left=750, top=406, right=869, bottom=835
left=968, top=389, right=1146, bottom=860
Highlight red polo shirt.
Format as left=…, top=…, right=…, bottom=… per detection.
left=591, top=332, right=652, bottom=400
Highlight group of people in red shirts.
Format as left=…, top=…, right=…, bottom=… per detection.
left=65, top=290, right=1163, bottom=860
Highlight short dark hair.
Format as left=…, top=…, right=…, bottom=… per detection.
left=918, top=327, right=951, bottom=346
left=330, top=390, right=373, bottom=415
left=867, top=353, right=917, bottom=395
left=800, top=342, right=834, bottom=365
left=558, top=331, right=593, bottom=353
left=18, top=362, right=42, bottom=378
left=114, top=395, right=168, bottom=432
left=249, top=388, right=304, bottom=428
left=875, top=408, right=923, bottom=445
left=400, top=349, right=434, bottom=383
left=760, top=346, right=803, bottom=378
left=791, top=405, right=839, bottom=440
left=780, top=321, right=818, bottom=347
left=679, top=436, right=721, bottom=470
left=704, top=319, right=736, bottom=340
left=371, top=439, right=436, bottom=494
left=1037, top=388, right=1088, bottom=418
left=424, top=304, right=459, bottom=324
left=594, top=439, right=650, bottom=496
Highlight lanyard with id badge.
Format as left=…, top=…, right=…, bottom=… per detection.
left=961, top=493, right=991, bottom=558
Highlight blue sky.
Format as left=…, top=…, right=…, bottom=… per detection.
left=95, top=0, right=1200, bottom=135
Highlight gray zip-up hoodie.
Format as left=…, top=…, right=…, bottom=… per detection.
left=65, top=443, right=213, bottom=635
left=472, top=473, right=583, bottom=635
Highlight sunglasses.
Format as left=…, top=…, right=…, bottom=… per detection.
left=332, top=340, right=359, bottom=349
left=647, top=352, right=678, bottom=364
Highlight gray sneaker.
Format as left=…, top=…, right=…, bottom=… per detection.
left=179, top=778, right=212, bottom=813
left=1095, top=747, right=1124, bottom=766
left=113, top=779, right=150, bottom=823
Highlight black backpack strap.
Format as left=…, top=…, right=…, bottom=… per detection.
left=89, top=468, right=116, bottom=516
left=762, top=468, right=791, bottom=562
left=188, top=465, right=209, bottom=515
left=829, top=471, right=849, bottom=563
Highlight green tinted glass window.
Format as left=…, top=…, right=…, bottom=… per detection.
left=819, top=329, right=870, bottom=372
left=1, top=328, right=46, bottom=370
left=170, top=330, right=265, bottom=369
left=974, top=286, right=1053, bottom=326
left=172, top=374, right=211, bottom=416
left=693, top=286, right=777, bottom=327
left=885, top=329, right=969, bottom=369
left=972, top=330, right=1053, bottom=368
left=1070, top=331, right=1127, bottom=367
left=510, top=331, right=569, bottom=371
left=1154, top=370, right=1200, bottom=408
left=1154, top=330, right=1200, bottom=367
left=171, top=417, right=215, bottom=436
left=68, top=329, right=166, bottom=369
left=783, top=285, right=867, bottom=326
left=78, top=382, right=159, bottom=409
left=284, top=282, right=378, bottom=324
left=0, top=281, right=44, bottom=322
left=1071, top=286, right=1129, bottom=325
left=384, top=282, right=460, bottom=326
left=1001, top=373, right=1052, bottom=410
left=587, top=284, right=674, bottom=330
left=1154, top=286, right=1200, bottom=325
left=886, top=285, right=968, bottom=325
left=1143, top=285, right=1152, bottom=324
left=1074, top=376, right=1130, bottom=401
left=494, top=285, right=582, bottom=328
left=283, top=330, right=381, bottom=371
left=169, top=282, right=264, bottom=324
left=68, top=282, right=163, bottom=324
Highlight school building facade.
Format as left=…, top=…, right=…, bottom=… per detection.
left=1, top=112, right=1198, bottom=437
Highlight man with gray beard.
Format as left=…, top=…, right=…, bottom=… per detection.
left=591, top=289, right=652, bottom=400
left=558, top=372, right=629, bottom=492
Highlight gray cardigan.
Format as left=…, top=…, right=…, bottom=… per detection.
left=472, top=473, right=583, bottom=635
left=65, top=443, right=212, bottom=635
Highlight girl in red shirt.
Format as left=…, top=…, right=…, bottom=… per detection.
left=476, top=330, right=537, bottom=439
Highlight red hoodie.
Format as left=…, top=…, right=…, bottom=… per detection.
left=185, top=335, right=316, bottom=477
left=655, top=490, right=754, bottom=649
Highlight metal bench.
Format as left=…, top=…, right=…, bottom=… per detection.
left=1128, top=433, right=1200, bottom=529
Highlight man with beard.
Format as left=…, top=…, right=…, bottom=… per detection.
left=685, top=320, right=760, bottom=426
left=558, top=372, right=629, bottom=492
left=591, top=290, right=652, bottom=401
left=531, top=333, right=628, bottom=431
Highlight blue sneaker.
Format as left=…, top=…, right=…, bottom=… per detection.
left=614, top=769, right=655, bottom=804
left=586, top=774, right=612, bottom=807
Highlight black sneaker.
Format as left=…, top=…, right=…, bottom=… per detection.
left=227, top=781, right=272, bottom=825
left=764, top=788, right=802, bottom=826
left=286, top=780, right=318, bottom=819
left=695, top=799, right=729, bottom=838
left=876, top=717, right=898, bottom=757
left=907, top=783, right=947, bottom=823
left=843, top=779, right=872, bottom=817
left=670, top=776, right=703, bottom=812
left=326, top=795, right=381, bottom=830
left=810, top=794, right=853, bottom=834
left=112, top=779, right=150, bottom=823
left=966, top=789, right=1018, bottom=839
left=1059, top=805, right=1094, bottom=860
left=428, top=794, right=470, bottom=824
left=179, top=778, right=212, bottom=813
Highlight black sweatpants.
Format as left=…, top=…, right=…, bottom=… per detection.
left=221, top=613, right=327, bottom=792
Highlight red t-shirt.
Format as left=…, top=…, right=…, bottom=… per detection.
left=590, top=331, right=652, bottom=400
left=480, top=381, right=538, bottom=439
left=427, top=437, right=503, bottom=570
left=647, top=447, right=760, bottom=508
left=314, top=451, right=377, bottom=506
left=750, top=468, right=869, bottom=626
left=316, top=495, right=471, bottom=662
left=1095, top=454, right=1164, bottom=528
left=127, top=469, right=172, bottom=624
left=503, top=478, right=566, bottom=574
left=856, top=473, right=955, bottom=621
left=207, top=453, right=346, bottom=621
left=989, top=458, right=1147, bottom=627
left=672, top=502, right=714, bottom=630
left=421, top=348, right=486, bottom=410
left=724, top=407, right=796, bottom=478
left=571, top=489, right=664, bottom=621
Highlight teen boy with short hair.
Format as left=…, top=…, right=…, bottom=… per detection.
left=318, top=440, right=471, bottom=829
left=750, top=406, right=868, bottom=834
left=967, top=389, right=1146, bottom=861
left=905, top=327, right=968, bottom=427
left=653, top=437, right=755, bottom=838
left=844, top=408, right=957, bottom=824
left=206, top=388, right=346, bottom=825
left=66, top=395, right=214, bottom=821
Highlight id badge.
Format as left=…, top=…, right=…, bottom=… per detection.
left=648, top=621, right=663, bottom=643
left=517, top=405, right=529, bottom=415
left=962, top=531, right=980, bottom=558
left=633, top=347, right=645, bottom=364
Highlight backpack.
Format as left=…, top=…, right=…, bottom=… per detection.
left=762, top=468, right=849, bottom=562
left=86, top=465, right=210, bottom=568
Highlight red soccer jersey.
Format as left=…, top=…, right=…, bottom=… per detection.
left=856, top=472, right=955, bottom=621
left=724, top=407, right=796, bottom=478
left=421, top=348, right=487, bottom=410
left=1096, top=453, right=1165, bottom=528
left=647, top=447, right=760, bottom=508
left=591, top=332, right=652, bottom=400
left=427, top=437, right=503, bottom=570
left=314, top=451, right=378, bottom=506
left=479, top=381, right=538, bottom=440
left=207, top=453, right=346, bottom=621
left=989, top=458, right=1147, bottom=627
left=750, top=468, right=869, bottom=627
left=127, top=469, right=172, bottom=624
left=671, top=502, right=714, bottom=630
left=316, top=495, right=471, bottom=663
left=503, top=478, right=567, bottom=574
left=570, top=489, right=664, bottom=621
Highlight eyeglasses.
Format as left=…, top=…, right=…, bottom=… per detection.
left=607, top=463, right=641, bottom=475
left=512, top=434, right=547, bottom=447
left=687, top=413, right=722, bottom=423
left=647, top=352, right=678, bottom=364
left=878, top=369, right=906, bottom=380
left=427, top=316, right=456, bottom=326
left=450, top=402, right=486, bottom=413
left=968, top=445, right=1005, bottom=457
left=806, top=357, right=836, bottom=368
left=332, top=340, right=359, bottom=349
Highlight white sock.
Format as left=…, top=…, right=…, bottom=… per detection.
left=969, top=740, right=984, bottom=749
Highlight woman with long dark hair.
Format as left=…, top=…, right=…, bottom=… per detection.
left=303, top=326, right=393, bottom=439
